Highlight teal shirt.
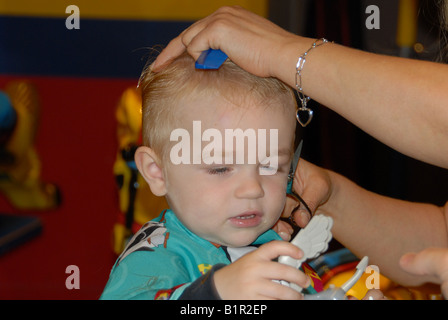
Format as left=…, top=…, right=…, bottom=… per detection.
left=100, top=209, right=316, bottom=300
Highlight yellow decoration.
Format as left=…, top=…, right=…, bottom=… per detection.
left=0, top=0, right=267, bottom=20
left=396, top=0, right=418, bottom=47
left=0, top=81, right=60, bottom=210
left=324, top=263, right=443, bottom=300
left=112, top=87, right=168, bottom=255
left=198, top=264, right=213, bottom=275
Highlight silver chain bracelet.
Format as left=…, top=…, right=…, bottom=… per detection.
left=295, top=38, right=330, bottom=127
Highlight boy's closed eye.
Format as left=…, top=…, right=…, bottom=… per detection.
left=206, top=166, right=233, bottom=175
left=258, top=164, right=279, bottom=175
left=205, top=164, right=288, bottom=176
left=258, top=155, right=292, bottom=176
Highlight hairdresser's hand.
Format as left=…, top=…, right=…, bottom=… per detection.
left=152, top=6, right=301, bottom=81
left=213, top=241, right=310, bottom=300
left=400, top=247, right=448, bottom=299
left=282, top=159, right=332, bottom=228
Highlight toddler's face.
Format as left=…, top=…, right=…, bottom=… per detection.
left=163, top=94, right=296, bottom=247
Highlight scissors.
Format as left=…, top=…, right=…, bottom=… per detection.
left=286, top=140, right=313, bottom=227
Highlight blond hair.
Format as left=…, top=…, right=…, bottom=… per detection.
left=139, top=52, right=296, bottom=162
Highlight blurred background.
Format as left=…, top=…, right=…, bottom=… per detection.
left=0, top=0, right=447, bottom=299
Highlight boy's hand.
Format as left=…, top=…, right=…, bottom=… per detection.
left=213, top=240, right=310, bottom=300
left=272, top=219, right=294, bottom=241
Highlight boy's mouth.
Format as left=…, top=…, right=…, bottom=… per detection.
left=235, top=214, right=256, bottom=220
left=229, top=211, right=262, bottom=227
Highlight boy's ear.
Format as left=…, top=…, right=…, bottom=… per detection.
left=134, top=146, right=167, bottom=196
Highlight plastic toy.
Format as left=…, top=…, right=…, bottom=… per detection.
left=310, top=247, right=443, bottom=300
left=0, top=81, right=60, bottom=210
left=278, top=213, right=372, bottom=299
left=304, top=256, right=369, bottom=300
left=278, top=215, right=333, bottom=292
left=112, top=87, right=168, bottom=255
left=281, top=140, right=371, bottom=299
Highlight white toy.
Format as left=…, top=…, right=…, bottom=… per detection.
left=278, top=214, right=369, bottom=299
left=278, top=214, right=333, bottom=293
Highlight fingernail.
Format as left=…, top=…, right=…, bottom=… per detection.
left=297, top=209, right=311, bottom=224
left=399, top=253, right=414, bottom=266
left=301, top=209, right=310, bottom=219
left=279, top=232, right=291, bottom=241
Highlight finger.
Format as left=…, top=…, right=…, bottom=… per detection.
left=257, top=280, right=305, bottom=300
left=277, top=232, right=291, bottom=241
left=283, top=196, right=299, bottom=217
left=260, top=261, right=311, bottom=290
left=292, top=159, right=331, bottom=223
left=183, top=8, right=261, bottom=63
left=151, top=13, right=212, bottom=71
left=151, top=36, right=187, bottom=72
left=283, top=195, right=311, bottom=229
left=273, top=220, right=293, bottom=241
left=292, top=181, right=322, bottom=215
left=256, top=240, right=303, bottom=261
left=255, top=242, right=311, bottom=289
left=183, top=20, right=230, bottom=60
left=362, top=289, right=387, bottom=300
left=400, top=248, right=448, bottom=284
left=152, top=6, right=242, bottom=71
left=292, top=206, right=312, bottom=228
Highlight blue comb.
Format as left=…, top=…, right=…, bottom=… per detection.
left=195, top=49, right=228, bottom=69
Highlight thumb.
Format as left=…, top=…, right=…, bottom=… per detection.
left=399, top=248, right=448, bottom=284
left=290, top=159, right=332, bottom=227
left=291, top=179, right=328, bottom=229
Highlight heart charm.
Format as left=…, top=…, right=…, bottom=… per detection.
left=296, top=107, right=313, bottom=127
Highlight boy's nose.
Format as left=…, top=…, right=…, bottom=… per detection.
left=234, top=172, right=265, bottom=199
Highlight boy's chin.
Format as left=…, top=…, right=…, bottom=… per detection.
left=217, top=234, right=260, bottom=248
